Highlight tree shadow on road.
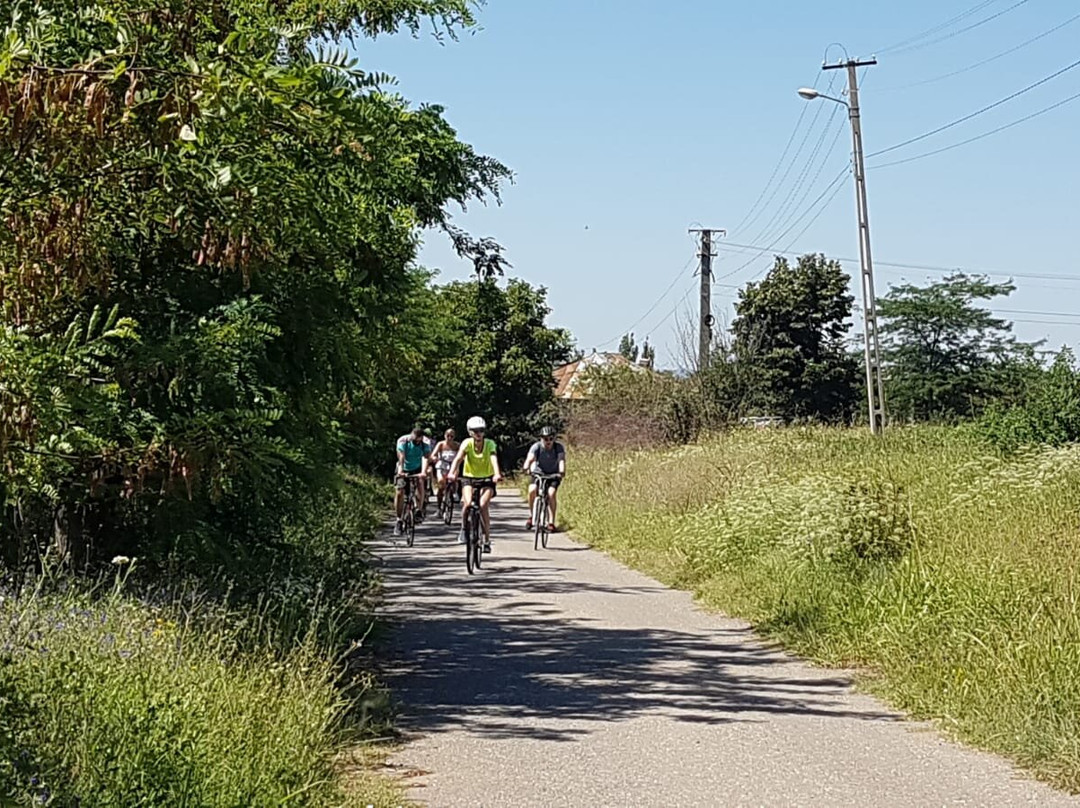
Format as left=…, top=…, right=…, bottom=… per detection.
left=375, top=511, right=899, bottom=742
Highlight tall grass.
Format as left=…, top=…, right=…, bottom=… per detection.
left=0, top=473, right=402, bottom=807
left=561, top=426, right=1080, bottom=792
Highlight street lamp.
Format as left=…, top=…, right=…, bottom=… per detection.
left=797, top=63, right=887, bottom=434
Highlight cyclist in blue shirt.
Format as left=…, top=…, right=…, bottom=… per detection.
left=394, top=426, right=431, bottom=537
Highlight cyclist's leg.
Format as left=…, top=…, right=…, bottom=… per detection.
left=547, top=479, right=559, bottom=528
left=526, top=478, right=538, bottom=527
left=416, top=475, right=426, bottom=514
left=479, top=485, right=495, bottom=546
left=459, top=482, right=474, bottom=542
left=394, top=477, right=406, bottom=520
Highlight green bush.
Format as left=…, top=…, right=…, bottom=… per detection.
left=0, top=471, right=394, bottom=807
left=978, top=348, right=1080, bottom=451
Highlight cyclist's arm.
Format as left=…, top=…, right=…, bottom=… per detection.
left=419, top=446, right=430, bottom=477
left=395, top=446, right=405, bottom=476
left=558, top=452, right=566, bottom=477
left=492, top=452, right=503, bottom=483
left=523, top=448, right=536, bottom=475
left=448, top=445, right=466, bottom=479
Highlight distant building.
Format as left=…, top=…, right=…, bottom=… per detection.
left=553, top=350, right=650, bottom=401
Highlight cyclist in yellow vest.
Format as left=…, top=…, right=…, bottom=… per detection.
left=447, top=415, right=503, bottom=552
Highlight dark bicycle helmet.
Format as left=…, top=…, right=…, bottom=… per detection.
left=538, top=425, right=556, bottom=438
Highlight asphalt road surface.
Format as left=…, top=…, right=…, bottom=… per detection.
left=375, top=495, right=1077, bottom=807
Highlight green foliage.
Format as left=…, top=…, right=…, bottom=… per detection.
left=563, top=427, right=1080, bottom=792
left=877, top=273, right=1037, bottom=421
left=977, top=347, right=1080, bottom=451
left=617, top=332, right=639, bottom=363
left=0, top=0, right=509, bottom=564
left=568, top=365, right=702, bottom=447
left=414, top=278, right=573, bottom=461
left=731, top=254, right=859, bottom=421
left=0, top=470, right=393, bottom=806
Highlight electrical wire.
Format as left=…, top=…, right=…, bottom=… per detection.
left=732, top=72, right=840, bottom=239
left=867, top=56, right=1080, bottom=159
left=751, top=107, right=847, bottom=248
left=876, top=11, right=1080, bottom=92
left=875, top=0, right=1001, bottom=54
left=869, top=88, right=1080, bottom=169
left=715, top=168, right=851, bottom=283
left=885, top=0, right=1033, bottom=57
left=597, top=252, right=698, bottom=348
left=730, top=74, right=822, bottom=235
left=713, top=240, right=1080, bottom=283
left=643, top=279, right=698, bottom=339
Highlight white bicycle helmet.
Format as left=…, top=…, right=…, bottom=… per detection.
left=466, top=415, right=487, bottom=432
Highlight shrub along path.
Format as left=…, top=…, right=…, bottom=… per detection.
left=374, top=497, right=1075, bottom=807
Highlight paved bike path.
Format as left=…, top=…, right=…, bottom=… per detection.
left=374, top=496, right=1077, bottom=807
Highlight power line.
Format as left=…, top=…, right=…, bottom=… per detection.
left=885, top=0, right=1034, bottom=57
left=733, top=72, right=840, bottom=239
left=730, top=74, right=822, bottom=235
left=644, top=279, right=698, bottom=339
left=597, top=252, right=697, bottom=348
left=714, top=240, right=1080, bottom=282
left=877, top=11, right=1080, bottom=92
left=715, top=168, right=850, bottom=283
left=869, top=88, right=1080, bottom=169
left=876, top=0, right=1001, bottom=54
left=996, top=308, right=1080, bottom=319
left=868, top=56, right=1080, bottom=159
left=752, top=109, right=847, bottom=248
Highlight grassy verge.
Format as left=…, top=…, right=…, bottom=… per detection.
left=0, top=473, right=408, bottom=807
left=561, top=426, right=1080, bottom=792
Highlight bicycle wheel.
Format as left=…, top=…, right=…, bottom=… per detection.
left=533, top=494, right=544, bottom=551
left=405, top=490, right=415, bottom=548
left=472, top=509, right=483, bottom=571
left=539, top=487, right=550, bottom=549
left=465, top=513, right=476, bottom=575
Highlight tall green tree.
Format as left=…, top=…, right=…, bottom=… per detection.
left=618, top=333, right=640, bottom=363
left=730, top=254, right=859, bottom=421
left=0, top=0, right=509, bottom=565
left=877, top=274, right=1037, bottom=421
left=416, top=278, right=573, bottom=462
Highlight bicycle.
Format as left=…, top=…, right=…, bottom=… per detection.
left=439, top=477, right=460, bottom=526
left=397, top=473, right=424, bottom=548
left=462, top=478, right=494, bottom=575
left=532, top=473, right=561, bottom=550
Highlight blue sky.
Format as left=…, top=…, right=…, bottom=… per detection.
left=361, top=0, right=1080, bottom=367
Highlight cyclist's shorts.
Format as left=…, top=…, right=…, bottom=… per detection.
left=395, top=473, right=422, bottom=490
left=463, top=476, right=497, bottom=495
left=532, top=474, right=561, bottom=490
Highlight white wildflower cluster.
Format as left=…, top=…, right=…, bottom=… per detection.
left=949, top=445, right=1080, bottom=509
left=673, top=470, right=917, bottom=574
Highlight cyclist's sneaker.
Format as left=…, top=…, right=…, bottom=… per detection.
left=526, top=519, right=533, bottom=530
left=483, top=540, right=492, bottom=553
left=547, top=523, right=556, bottom=533
left=393, top=520, right=402, bottom=537
left=457, top=529, right=467, bottom=545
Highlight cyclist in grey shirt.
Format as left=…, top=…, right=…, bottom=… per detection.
left=524, top=425, right=566, bottom=531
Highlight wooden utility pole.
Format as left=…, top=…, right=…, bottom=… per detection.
left=689, top=228, right=725, bottom=372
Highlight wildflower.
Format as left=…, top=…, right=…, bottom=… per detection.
left=30, top=776, right=39, bottom=786
left=111, top=556, right=131, bottom=566
left=119, top=649, right=132, bottom=659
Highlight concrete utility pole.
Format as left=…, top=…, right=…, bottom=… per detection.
left=814, top=57, right=886, bottom=434
left=689, top=228, right=725, bottom=373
